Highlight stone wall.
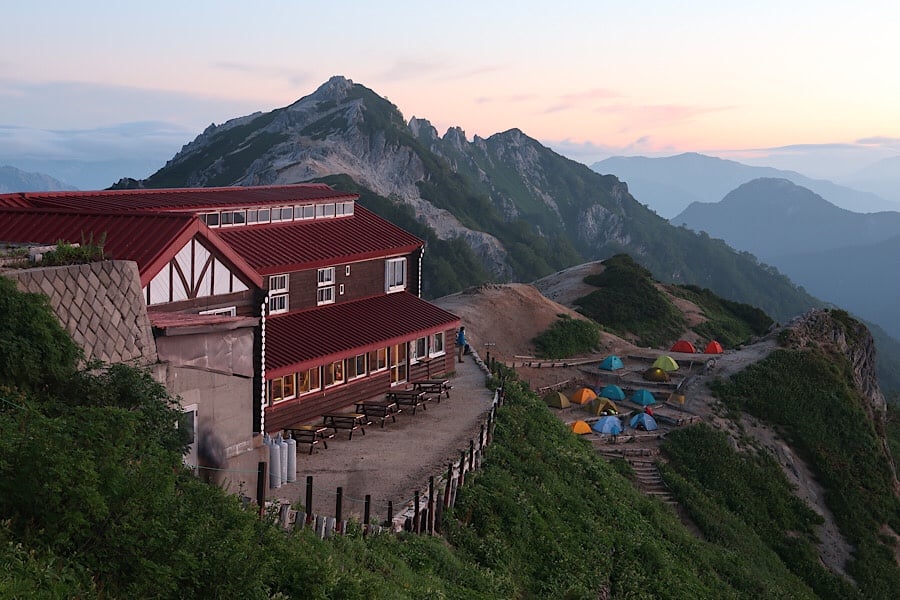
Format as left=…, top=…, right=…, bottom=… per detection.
left=7, top=261, right=157, bottom=366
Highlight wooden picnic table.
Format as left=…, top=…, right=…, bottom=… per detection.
left=354, top=400, right=400, bottom=428
left=284, top=424, right=334, bottom=454
left=411, top=378, right=452, bottom=401
left=386, top=388, right=428, bottom=414
left=322, top=412, right=367, bottom=439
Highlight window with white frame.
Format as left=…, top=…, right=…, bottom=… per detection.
left=199, top=306, right=237, bottom=317
left=269, top=273, right=289, bottom=314
left=431, top=332, right=445, bottom=356
left=269, top=373, right=296, bottom=404
left=317, top=267, right=335, bottom=305
left=317, top=267, right=335, bottom=286
left=297, top=367, right=320, bottom=395
left=295, top=204, right=315, bottom=220
left=385, top=257, right=407, bottom=293
left=412, top=336, right=427, bottom=362
left=347, top=353, right=366, bottom=380
left=368, top=347, right=387, bottom=372
left=317, top=286, right=334, bottom=306
left=203, top=212, right=220, bottom=227
left=324, top=360, right=345, bottom=387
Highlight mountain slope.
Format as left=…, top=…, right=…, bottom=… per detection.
left=125, top=76, right=819, bottom=326
left=671, top=178, right=900, bottom=261
left=592, top=152, right=898, bottom=217
left=0, top=165, right=76, bottom=192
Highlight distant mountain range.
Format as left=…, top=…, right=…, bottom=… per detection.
left=116, top=76, right=818, bottom=327
left=672, top=177, right=900, bottom=344
left=591, top=152, right=900, bottom=218
left=0, top=165, right=76, bottom=192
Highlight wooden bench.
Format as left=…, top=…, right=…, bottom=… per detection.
left=386, top=389, right=428, bottom=414
left=284, top=424, right=333, bottom=454
left=354, top=400, right=400, bottom=428
left=411, top=378, right=452, bottom=401
left=322, top=413, right=367, bottom=439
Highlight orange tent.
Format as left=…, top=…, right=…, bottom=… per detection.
left=704, top=340, right=724, bottom=354
left=571, top=420, right=592, bottom=435
left=570, top=387, right=597, bottom=405
left=670, top=340, right=697, bottom=353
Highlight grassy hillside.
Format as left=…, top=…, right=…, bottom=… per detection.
left=2, top=274, right=860, bottom=598
left=706, top=338, right=900, bottom=598
left=573, top=254, right=774, bottom=349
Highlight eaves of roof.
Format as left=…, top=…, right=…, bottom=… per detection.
left=0, top=184, right=357, bottom=212
left=219, top=205, right=423, bottom=275
left=264, top=291, right=460, bottom=378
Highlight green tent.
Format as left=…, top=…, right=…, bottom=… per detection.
left=652, top=355, right=679, bottom=372
left=543, top=390, right=571, bottom=409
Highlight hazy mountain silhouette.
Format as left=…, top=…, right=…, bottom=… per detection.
left=592, top=152, right=898, bottom=217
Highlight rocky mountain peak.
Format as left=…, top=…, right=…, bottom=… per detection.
left=442, top=126, right=468, bottom=151
left=408, top=117, right=438, bottom=141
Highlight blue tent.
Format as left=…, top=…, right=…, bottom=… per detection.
left=631, top=389, right=657, bottom=406
left=599, top=355, right=624, bottom=371
left=597, top=384, right=625, bottom=401
left=592, top=415, right=623, bottom=435
left=630, top=412, right=658, bottom=431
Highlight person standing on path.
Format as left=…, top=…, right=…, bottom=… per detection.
left=456, top=326, right=467, bottom=363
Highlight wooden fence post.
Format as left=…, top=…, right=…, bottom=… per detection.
left=444, top=462, right=453, bottom=508
left=428, top=476, right=435, bottom=535
left=335, top=487, right=343, bottom=534
left=305, top=475, right=314, bottom=525
left=413, top=490, right=421, bottom=533
left=256, top=462, right=267, bottom=518
left=387, top=500, right=393, bottom=528
left=364, top=494, right=371, bottom=537
left=469, top=439, right=475, bottom=471
left=458, top=450, right=466, bottom=488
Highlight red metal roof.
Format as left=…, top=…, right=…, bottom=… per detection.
left=265, top=291, right=460, bottom=377
left=218, top=205, right=423, bottom=274
left=0, top=184, right=356, bottom=213
left=0, top=207, right=262, bottom=287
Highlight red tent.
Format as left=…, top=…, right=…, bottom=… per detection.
left=670, top=340, right=697, bottom=353
left=704, top=340, right=724, bottom=354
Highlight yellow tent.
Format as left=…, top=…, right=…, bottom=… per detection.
left=667, top=392, right=686, bottom=405
left=643, top=367, right=670, bottom=382
left=571, top=420, right=592, bottom=435
left=570, top=387, right=598, bottom=405
left=590, top=397, right=619, bottom=416
left=652, top=355, right=679, bottom=372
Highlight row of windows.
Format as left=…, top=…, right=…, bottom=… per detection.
left=201, top=201, right=355, bottom=228
left=267, top=258, right=407, bottom=315
left=268, top=333, right=445, bottom=404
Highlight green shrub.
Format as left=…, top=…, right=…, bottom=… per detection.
left=532, top=314, right=600, bottom=358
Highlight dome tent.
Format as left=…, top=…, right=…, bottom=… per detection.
left=631, top=389, right=657, bottom=406
left=571, top=420, right=592, bottom=435
left=630, top=412, right=658, bottom=431
left=670, top=340, right=697, bottom=353
left=543, top=391, right=570, bottom=409
left=652, top=355, right=679, bottom=372
left=599, top=355, right=624, bottom=371
left=704, top=340, right=724, bottom=354
left=592, top=415, right=623, bottom=435
left=590, top=397, right=619, bottom=416
left=597, top=384, right=625, bottom=401
left=570, top=387, right=597, bottom=405
left=643, top=367, right=670, bottom=382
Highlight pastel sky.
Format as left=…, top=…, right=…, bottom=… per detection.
left=2, top=0, right=899, bottom=187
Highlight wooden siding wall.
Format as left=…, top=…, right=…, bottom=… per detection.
left=268, top=251, right=420, bottom=312
left=161, top=289, right=258, bottom=315
left=266, top=370, right=392, bottom=432
left=265, top=338, right=454, bottom=433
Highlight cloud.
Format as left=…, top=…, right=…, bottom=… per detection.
left=0, top=77, right=263, bottom=131
left=560, top=88, right=621, bottom=102
left=379, top=60, right=445, bottom=82
left=213, top=61, right=311, bottom=86
left=856, top=136, right=900, bottom=149
left=543, top=135, right=678, bottom=166
left=475, top=93, right=536, bottom=104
